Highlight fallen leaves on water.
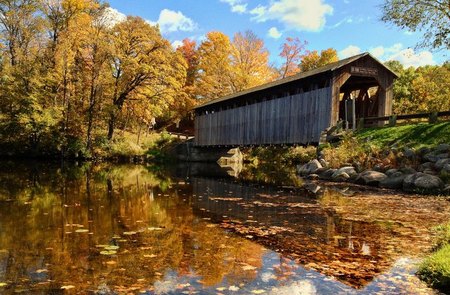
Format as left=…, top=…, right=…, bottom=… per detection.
left=0, top=282, right=7, bottom=287
left=123, top=231, right=137, bottom=235
left=143, top=254, right=157, bottom=258
left=251, top=290, right=265, bottom=294
left=61, top=285, right=75, bottom=290
left=209, top=197, right=243, bottom=202
left=35, top=269, right=48, bottom=274
left=75, top=229, right=89, bottom=233
left=100, top=250, right=117, bottom=255
left=241, top=264, right=257, bottom=271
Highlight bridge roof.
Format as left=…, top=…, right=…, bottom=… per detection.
left=194, top=52, right=397, bottom=110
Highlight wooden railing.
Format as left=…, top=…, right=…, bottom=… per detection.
left=359, top=111, right=450, bottom=128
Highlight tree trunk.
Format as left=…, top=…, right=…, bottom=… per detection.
left=137, top=124, right=142, bottom=145
left=107, top=112, right=116, bottom=140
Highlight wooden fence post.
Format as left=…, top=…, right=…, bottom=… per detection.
left=357, top=118, right=365, bottom=130
left=429, top=112, right=438, bottom=124
left=389, top=115, right=397, bottom=127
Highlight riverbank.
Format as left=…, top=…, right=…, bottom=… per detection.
left=294, top=122, right=450, bottom=195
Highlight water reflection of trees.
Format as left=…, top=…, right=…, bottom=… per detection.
left=0, top=162, right=266, bottom=293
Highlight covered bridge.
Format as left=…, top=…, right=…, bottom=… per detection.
left=194, top=52, right=397, bottom=146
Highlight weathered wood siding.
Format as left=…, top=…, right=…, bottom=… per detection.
left=195, top=87, right=332, bottom=146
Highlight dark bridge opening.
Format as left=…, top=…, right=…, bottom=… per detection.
left=338, top=76, right=380, bottom=128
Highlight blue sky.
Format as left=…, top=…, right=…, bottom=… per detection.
left=106, top=0, right=448, bottom=68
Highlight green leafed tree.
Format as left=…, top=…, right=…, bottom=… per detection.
left=381, top=0, right=450, bottom=50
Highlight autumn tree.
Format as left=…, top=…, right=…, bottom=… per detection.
left=196, top=31, right=234, bottom=101
left=176, top=38, right=199, bottom=111
left=381, top=0, right=450, bottom=50
left=411, top=63, right=450, bottom=112
left=107, top=16, right=186, bottom=140
left=278, top=37, right=308, bottom=78
left=0, top=0, right=42, bottom=66
left=385, top=60, right=450, bottom=114
left=230, top=30, right=275, bottom=91
left=300, top=48, right=338, bottom=72
left=384, top=60, right=418, bottom=114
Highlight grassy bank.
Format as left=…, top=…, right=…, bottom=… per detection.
left=319, top=122, right=450, bottom=171
left=356, top=122, right=450, bottom=150
left=417, top=223, right=450, bottom=292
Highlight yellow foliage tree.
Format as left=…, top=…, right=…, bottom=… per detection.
left=300, top=48, right=338, bottom=72
left=231, top=30, right=275, bottom=92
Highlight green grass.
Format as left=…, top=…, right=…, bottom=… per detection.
left=356, top=122, right=450, bottom=150
left=417, top=222, right=450, bottom=292
left=418, top=244, right=450, bottom=291
left=433, top=223, right=450, bottom=250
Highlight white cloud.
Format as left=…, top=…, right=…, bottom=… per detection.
left=268, top=27, right=282, bottom=39
left=220, top=0, right=247, bottom=14
left=387, top=48, right=436, bottom=68
left=341, top=43, right=436, bottom=67
left=151, top=9, right=197, bottom=34
left=101, top=7, right=127, bottom=27
left=250, top=0, right=333, bottom=32
left=369, top=43, right=402, bottom=59
left=339, top=45, right=361, bottom=58
left=232, top=4, right=247, bottom=13
left=171, top=40, right=183, bottom=49
left=369, top=46, right=385, bottom=58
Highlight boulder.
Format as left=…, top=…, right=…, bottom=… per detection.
left=442, top=164, right=450, bottom=174
left=435, top=158, right=450, bottom=170
left=379, top=174, right=407, bottom=189
left=356, top=170, right=388, bottom=186
left=298, top=159, right=322, bottom=175
left=424, top=153, right=449, bottom=163
left=400, top=167, right=417, bottom=175
left=391, top=171, right=404, bottom=178
left=304, top=183, right=321, bottom=194
left=418, top=147, right=431, bottom=156
left=403, top=173, right=444, bottom=193
left=444, top=185, right=450, bottom=194
left=331, top=171, right=350, bottom=182
left=307, top=174, right=320, bottom=180
left=423, top=169, right=437, bottom=175
left=418, top=162, right=434, bottom=172
left=319, top=168, right=337, bottom=180
left=435, top=144, right=450, bottom=153
left=319, top=159, right=329, bottom=168
left=403, top=148, right=416, bottom=159
left=333, top=166, right=358, bottom=178
left=385, top=169, right=399, bottom=177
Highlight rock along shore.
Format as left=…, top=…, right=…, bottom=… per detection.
left=298, top=144, right=450, bottom=195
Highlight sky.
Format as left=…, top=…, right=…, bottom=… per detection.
left=106, top=0, right=448, bottom=68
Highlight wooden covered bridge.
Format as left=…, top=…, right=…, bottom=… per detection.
left=194, top=52, right=397, bottom=146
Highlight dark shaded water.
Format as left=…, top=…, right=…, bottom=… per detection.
left=0, top=161, right=449, bottom=294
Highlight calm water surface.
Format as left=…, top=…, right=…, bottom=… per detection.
left=0, top=161, right=449, bottom=294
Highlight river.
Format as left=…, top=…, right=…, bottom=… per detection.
left=0, top=161, right=448, bottom=294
